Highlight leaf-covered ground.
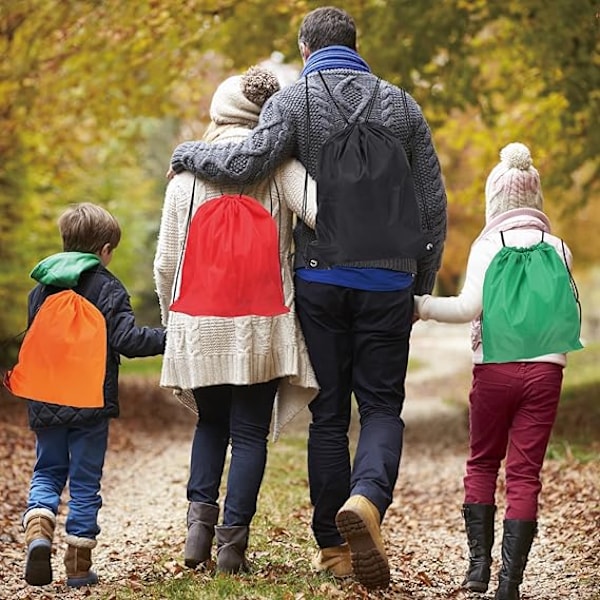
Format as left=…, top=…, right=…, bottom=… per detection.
left=1, top=323, right=598, bottom=599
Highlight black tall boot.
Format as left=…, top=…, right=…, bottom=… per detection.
left=494, top=520, right=537, bottom=600
left=184, top=502, right=219, bottom=568
left=215, top=525, right=250, bottom=574
left=461, top=503, right=496, bottom=592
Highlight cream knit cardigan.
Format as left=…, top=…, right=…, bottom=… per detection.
left=154, top=127, right=319, bottom=439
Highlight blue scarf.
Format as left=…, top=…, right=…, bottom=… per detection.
left=300, top=45, right=371, bottom=77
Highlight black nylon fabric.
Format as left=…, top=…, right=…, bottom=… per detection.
left=305, top=120, right=430, bottom=269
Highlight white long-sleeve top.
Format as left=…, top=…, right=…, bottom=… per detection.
left=415, top=208, right=573, bottom=366
left=154, top=126, right=318, bottom=439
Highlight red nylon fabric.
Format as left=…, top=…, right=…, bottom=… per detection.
left=170, top=194, right=289, bottom=318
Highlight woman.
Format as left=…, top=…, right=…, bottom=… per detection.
left=154, top=66, right=318, bottom=574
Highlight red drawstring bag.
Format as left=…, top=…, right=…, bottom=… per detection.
left=4, top=290, right=106, bottom=408
left=170, top=192, right=289, bottom=318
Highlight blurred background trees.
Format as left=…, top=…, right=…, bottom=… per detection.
left=1, top=0, right=599, bottom=363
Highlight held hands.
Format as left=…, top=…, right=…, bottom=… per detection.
left=412, top=295, right=421, bottom=323
left=413, top=295, right=429, bottom=322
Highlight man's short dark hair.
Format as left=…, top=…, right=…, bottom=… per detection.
left=298, top=6, right=357, bottom=52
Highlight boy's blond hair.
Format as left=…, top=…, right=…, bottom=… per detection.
left=58, top=202, right=121, bottom=254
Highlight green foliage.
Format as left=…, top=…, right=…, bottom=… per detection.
left=0, top=1, right=221, bottom=357
left=562, top=342, right=600, bottom=389
left=1, top=0, right=599, bottom=358
left=549, top=342, right=600, bottom=456
left=120, top=355, right=163, bottom=377
left=113, top=572, right=336, bottom=600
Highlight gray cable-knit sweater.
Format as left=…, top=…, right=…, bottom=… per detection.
left=171, top=70, right=447, bottom=294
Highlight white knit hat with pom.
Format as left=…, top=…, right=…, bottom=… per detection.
left=484, top=142, right=544, bottom=222
left=209, top=65, right=280, bottom=127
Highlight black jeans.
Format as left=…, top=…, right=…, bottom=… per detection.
left=295, top=278, right=413, bottom=548
left=187, top=380, right=278, bottom=526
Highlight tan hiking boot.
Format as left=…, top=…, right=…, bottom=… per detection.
left=23, top=508, right=56, bottom=586
left=312, top=543, right=352, bottom=578
left=64, top=536, right=98, bottom=588
left=335, top=495, right=390, bottom=589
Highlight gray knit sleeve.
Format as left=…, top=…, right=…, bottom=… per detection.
left=406, top=100, right=448, bottom=294
left=170, top=97, right=295, bottom=185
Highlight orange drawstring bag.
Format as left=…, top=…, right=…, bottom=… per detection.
left=4, top=290, right=106, bottom=408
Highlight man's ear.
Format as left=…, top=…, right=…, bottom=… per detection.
left=299, top=41, right=311, bottom=62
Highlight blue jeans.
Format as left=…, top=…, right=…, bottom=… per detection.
left=295, top=278, right=412, bottom=548
left=188, top=380, right=278, bottom=526
left=27, top=420, right=109, bottom=539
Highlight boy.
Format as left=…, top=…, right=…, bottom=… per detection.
left=19, top=202, right=165, bottom=587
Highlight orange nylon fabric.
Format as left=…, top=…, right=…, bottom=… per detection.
left=170, top=194, right=289, bottom=318
left=4, top=290, right=106, bottom=408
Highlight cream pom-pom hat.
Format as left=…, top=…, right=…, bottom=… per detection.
left=484, top=142, right=544, bottom=222
left=209, top=65, right=280, bottom=128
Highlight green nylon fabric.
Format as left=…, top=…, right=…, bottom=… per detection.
left=482, top=241, right=583, bottom=363
left=30, top=252, right=101, bottom=287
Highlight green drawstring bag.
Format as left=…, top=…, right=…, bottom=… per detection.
left=482, top=232, right=583, bottom=363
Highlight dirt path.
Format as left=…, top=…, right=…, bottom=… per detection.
left=383, top=322, right=600, bottom=600
left=1, top=323, right=598, bottom=599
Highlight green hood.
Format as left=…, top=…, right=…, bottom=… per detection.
left=30, top=252, right=102, bottom=287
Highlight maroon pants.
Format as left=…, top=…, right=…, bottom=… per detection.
left=464, top=362, right=563, bottom=520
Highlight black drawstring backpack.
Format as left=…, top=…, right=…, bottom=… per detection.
left=303, top=73, right=432, bottom=269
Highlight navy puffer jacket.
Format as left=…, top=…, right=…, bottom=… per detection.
left=25, top=252, right=165, bottom=430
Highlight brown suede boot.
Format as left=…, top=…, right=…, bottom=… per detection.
left=312, top=543, right=352, bottom=578
left=64, top=536, right=98, bottom=588
left=335, top=495, right=390, bottom=590
left=24, top=508, right=56, bottom=586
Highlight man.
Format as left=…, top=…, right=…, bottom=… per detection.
left=169, top=6, right=447, bottom=590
